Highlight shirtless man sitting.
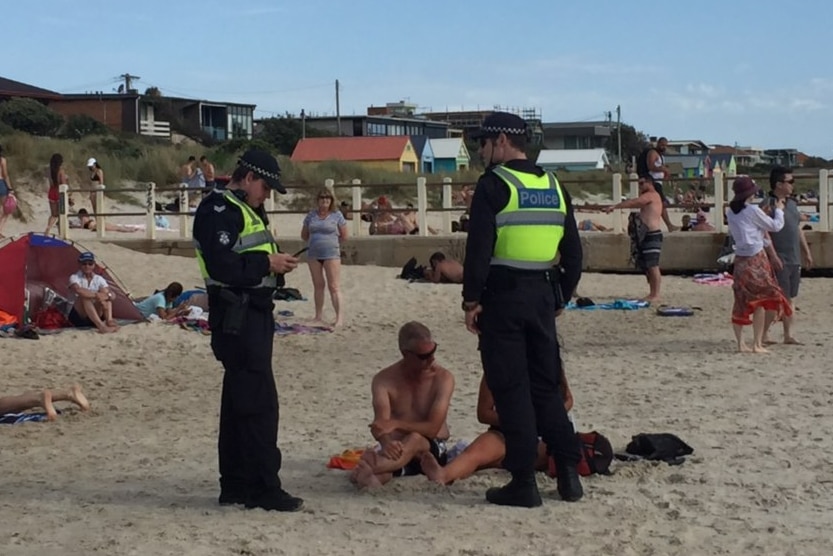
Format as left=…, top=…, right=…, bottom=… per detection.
left=0, top=384, right=90, bottom=421
left=423, top=252, right=464, bottom=284
left=420, top=370, right=573, bottom=485
left=605, top=175, right=664, bottom=301
left=350, top=321, right=455, bottom=489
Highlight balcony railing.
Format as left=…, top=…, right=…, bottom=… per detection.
left=139, top=120, right=171, bottom=138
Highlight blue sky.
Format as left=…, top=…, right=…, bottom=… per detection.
left=6, top=0, right=832, bottom=156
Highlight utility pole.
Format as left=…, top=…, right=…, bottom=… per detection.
left=335, top=79, right=341, bottom=136
left=301, top=109, right=306, bottom=140
left=119, top=73, right=140, bottom=93
left=616, top=105, right=622, bottom=168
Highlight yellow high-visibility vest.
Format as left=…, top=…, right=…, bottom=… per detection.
left=195, top=190, right=278, bottom=288
left=490, top=165, right=567, bottom=270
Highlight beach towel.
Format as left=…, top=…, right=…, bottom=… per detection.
left=566, top=299, right=650, bottom=311
left=327, top=448, right=366, bottom=470
left=171, top=316, right=211, bottom=334
left=693, top=273, right=734, bottom=286
left=274, top=322, right=332, bottom=336
left=0, top=411, right=57, bottom=424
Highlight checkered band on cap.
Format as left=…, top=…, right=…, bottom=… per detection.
left=480, top=125, right=526, bottom=135
left=239, top=158, right=281, bottom=180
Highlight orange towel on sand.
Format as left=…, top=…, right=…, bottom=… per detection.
left=327, top=448, right=366, bottom=470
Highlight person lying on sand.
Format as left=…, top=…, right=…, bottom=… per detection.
left=0, top=384, right=90, bottom=421
left=350, top=321, right=455, bottom=489
left=420, top=369, right=573, bottom=485
left=423, top=252, right=464, bottom=284
left=70, top=209, right=141, bottom=233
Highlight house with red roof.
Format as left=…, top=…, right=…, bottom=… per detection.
left=291, top=136, right=420, bottom=172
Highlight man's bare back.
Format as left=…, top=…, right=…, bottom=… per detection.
left=426, top=259, right=464, bottom=284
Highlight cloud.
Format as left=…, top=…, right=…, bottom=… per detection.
left=656, top=78, right=829, bottom=116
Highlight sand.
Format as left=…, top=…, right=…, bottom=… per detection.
left=2, top=189, right=833, bottom=555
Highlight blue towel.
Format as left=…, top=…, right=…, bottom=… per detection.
left=0, top=411, right=58, bottom=424
left=566, top=299, right=649, bottom=311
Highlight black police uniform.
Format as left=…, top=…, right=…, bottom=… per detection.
left=192, top=188, right=299, bottom=511
left=463, top=155, right=584, bottom=503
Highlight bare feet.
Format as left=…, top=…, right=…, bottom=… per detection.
left=332, top=318, right=343, bottom=329
left=737, top=342, right=752, bottom=353
left=751, top=344, right=770, bottom=354
left=783, top=337, right=803, bottom=345
left=352, top=460, right=383, bottom=490
left=41, top=390, right=58, bottom=421
left=419, top=452, right=447, bottom=485
left=643, top=296, right=659, bottom=304
left=69, top=384, right=91, bottom=411
left=105, top=319, right=119, bottom=329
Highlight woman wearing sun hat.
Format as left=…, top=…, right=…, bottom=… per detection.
left=726, top=176, right=792, bottom=353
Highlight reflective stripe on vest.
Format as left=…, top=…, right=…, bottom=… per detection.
left=195, top=191, right=278, bottom=288
left=490, top=165, right=567, bottom=270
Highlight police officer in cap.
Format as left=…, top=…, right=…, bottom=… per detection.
left=462, top=112, right=584, bottom=507
left=193, top=149, right=303, bottom=512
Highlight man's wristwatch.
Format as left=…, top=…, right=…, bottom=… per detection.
left=461, top=300, right=479, bottom=312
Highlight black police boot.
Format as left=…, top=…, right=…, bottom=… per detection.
left=245, top=488, right=305, bottom=512
left=218, top=490, right=248, bottom=506
left=485, top=473, right=542, bottom=508
left=555, top=463, right=584, bottom=502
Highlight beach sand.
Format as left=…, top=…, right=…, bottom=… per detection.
left=2, top=188, right=832, bottom=555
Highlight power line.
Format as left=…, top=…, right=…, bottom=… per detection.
left=151, top=81, right=333, bottom=98
left=57, top=78, right=121, bottom=93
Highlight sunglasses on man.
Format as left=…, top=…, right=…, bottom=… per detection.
left=408, top=343, right=438, bottom=360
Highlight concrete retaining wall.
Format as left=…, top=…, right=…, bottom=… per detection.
left=101, top=232, right=833, bottom=273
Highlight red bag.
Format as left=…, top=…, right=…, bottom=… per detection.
left=548, top=431, right=613, bottom=477
left=33, top=307, right=71, bottom=329
left=3, top=193, right=17, bottom=215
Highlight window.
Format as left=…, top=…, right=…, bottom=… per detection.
left=368, top=122, right=386, bottom=136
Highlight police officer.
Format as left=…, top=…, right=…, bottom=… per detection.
left=193, top=149, right=303, bottom=512
left=462, top=112, right=584, bottom=507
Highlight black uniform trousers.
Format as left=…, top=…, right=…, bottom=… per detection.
left=478, top=267, right=581, bottom=475
left=209, top=291, right=282, bottom=496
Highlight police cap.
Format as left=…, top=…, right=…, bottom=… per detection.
left=470, top=112, right=528, bottom=139
left=238, top=149, right=286, bottom=194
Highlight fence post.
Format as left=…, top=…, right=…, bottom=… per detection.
left=95, top=184, right=107, bottom=239
left=416, top=177, right=428, bottom=237
left=179, top=184, right=190, bottom=239
left=819, top=169, right=830, bottom=232
left=265, top=186, right=276, bottom=236
left=611, top=173, right=623, bottom=234
left=713, top=169, right=724, bottom=233
left=442, top=177, right=453, bottom=234
left=351, top=179, right=362, bottom=237
left=58, top=184, right=70, bottom=239
left=628, top=172, right=639, bottom=198
left=146, top=182, right=157, bottom=240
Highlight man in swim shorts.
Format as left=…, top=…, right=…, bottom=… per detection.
left=605, top=175, right=664, bottom=301
left=350, top=321, right=455, bottom=488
